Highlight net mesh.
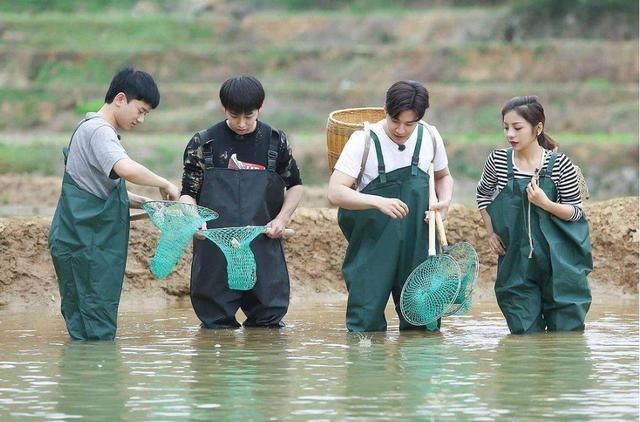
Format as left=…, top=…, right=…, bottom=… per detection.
left=143, top=201, right=218, bottom=279
left=400, top=255, right=461, bottom=326
left=198, top=226, right=267, bottom=291
left=443, top=242, right=479, bottom=316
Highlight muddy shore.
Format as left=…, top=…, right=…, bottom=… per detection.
left=0, top=197, right=637, bottom=312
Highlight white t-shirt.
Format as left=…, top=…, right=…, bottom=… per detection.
left=334, top=120, right=448, bottom=191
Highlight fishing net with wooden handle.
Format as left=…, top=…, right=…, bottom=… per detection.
left=399, top=165, right=461, bottom=327
left=198, top=226, right=294, bottom=291
left=142, top=201, right=218, bottom=279
left=433, top=211, right=479, bottom=316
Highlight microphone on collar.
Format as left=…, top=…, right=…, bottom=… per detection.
left=398, top=144, right=406, bottom=151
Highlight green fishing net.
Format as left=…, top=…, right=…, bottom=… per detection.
left=143, top=201, right=218, bottom=279
left=198, top=226, right=269, bottom=291
left=443, top=241, right=479, bottom=316
left=400, top=255, right=461, bottom=326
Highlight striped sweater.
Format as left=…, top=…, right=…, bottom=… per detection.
left=476, top=148, right=584, bottom=221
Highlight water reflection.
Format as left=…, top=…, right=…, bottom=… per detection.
left=187, top=327, right=293, bottom=420
left=57, top=342, right=125, bottom=420
left=0, top=303, right=636, bottom=420
left=486, top=333, right=593, bottom=419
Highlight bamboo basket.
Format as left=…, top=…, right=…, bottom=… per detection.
left=326, top=107, right=385, bottom=170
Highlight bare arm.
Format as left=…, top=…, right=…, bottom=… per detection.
left=480, top=208, right=505, bottom=255
left=433, top=167, right=453, bottom=213
left=113, top=158, right=180, bottom=200
left=327, top=169, right=409, bottom=218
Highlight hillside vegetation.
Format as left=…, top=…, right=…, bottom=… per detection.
left=0, top=0, right=637, bottom=201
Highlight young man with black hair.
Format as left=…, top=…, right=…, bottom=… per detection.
left=328, top=80, right=453, bottom=332
left=49, top=67, right=180, bottom=341
left=180, top=75, right=303, bottom=328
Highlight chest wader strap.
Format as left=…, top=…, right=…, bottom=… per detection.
left=63, top=116, right=108, bottom=165
left=410, top=124, right=424, bottom=176
left=266, top=127, right=280, bottom=172
left=197, top=129, right=216, bottom=170
left=370, top=131, right=387, bottom=184
left=506, top=148, right=515, bottom=180
left=538, top=151, right=558, bottom=179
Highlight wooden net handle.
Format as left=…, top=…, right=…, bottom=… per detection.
left=428, top=164, right=436, bottom=256
left=435, top=204, right=448, bottom=250
left=130, top=211, right=148, bottom=221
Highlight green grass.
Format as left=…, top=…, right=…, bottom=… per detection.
left=0, top=131, right=634, bottom=180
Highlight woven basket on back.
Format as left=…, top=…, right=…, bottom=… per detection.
left=326, top=107, right=386, bottom=171
left=574, top=165, right=589, bottom=201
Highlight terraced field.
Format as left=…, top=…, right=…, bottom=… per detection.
left=0, top=2, right=637, bottom=203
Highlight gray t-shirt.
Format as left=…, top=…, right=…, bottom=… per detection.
left=66, top=113, right=129, bottom=199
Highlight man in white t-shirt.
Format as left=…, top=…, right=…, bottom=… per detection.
left=328, top=80, right=453, bottom=332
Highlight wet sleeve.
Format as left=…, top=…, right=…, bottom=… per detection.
left=275, top=131, right=303, bottom=190
left=180, top=134, right=205, bottom=199
left=476, top=152, right=499, bottom=210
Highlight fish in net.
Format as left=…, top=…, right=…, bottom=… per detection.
left=142, top=201, right=218, bottom=278
left=198, top=226, right=294, bottom=291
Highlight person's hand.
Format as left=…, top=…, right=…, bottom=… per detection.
left=424, top=200, right=450, bottom=223
left=265, top=218, right=287, bottom=239
left=488, top=232, right=506, bottom=256
left=374, top=197, right=409, bottom=219
left=526, top=177, right=550, bottom=209
left=194, top=222, right=207, bottom=240
left=160, top=182, right=180, bottom=201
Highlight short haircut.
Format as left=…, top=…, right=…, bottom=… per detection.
left=385, top=80, right=429, bottom=120
left=104, top=67, right=160, bottom=109
left=219, top=76, right=265, bottom=114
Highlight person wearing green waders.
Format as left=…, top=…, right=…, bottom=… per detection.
left=328, top=81, right=453, bottom=332
left=180, top=76, right=304, bottom=329
left=477, top=96, right=592, bottom=335
left=49, top=68, right=181, bottom=341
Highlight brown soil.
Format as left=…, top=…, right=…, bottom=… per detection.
left=0, top=174, right=331, bottom=210
left=0, top=198, right=637, bottom=312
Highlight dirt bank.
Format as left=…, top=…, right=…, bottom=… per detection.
left=1, top=197, right=637, bottom=312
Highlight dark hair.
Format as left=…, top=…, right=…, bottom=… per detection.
left=385, top=80, right=429, bottom=120
left=501, top=95, right=558, bottom=150
left=104, top=67, right=160, bottom=108
left=219, top=76, right=265, bottom=114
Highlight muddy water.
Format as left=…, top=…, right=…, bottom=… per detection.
left=0, top=301, right=637, bottom=420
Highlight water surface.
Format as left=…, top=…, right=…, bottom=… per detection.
left=0, top=301, right=637, bottom=420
